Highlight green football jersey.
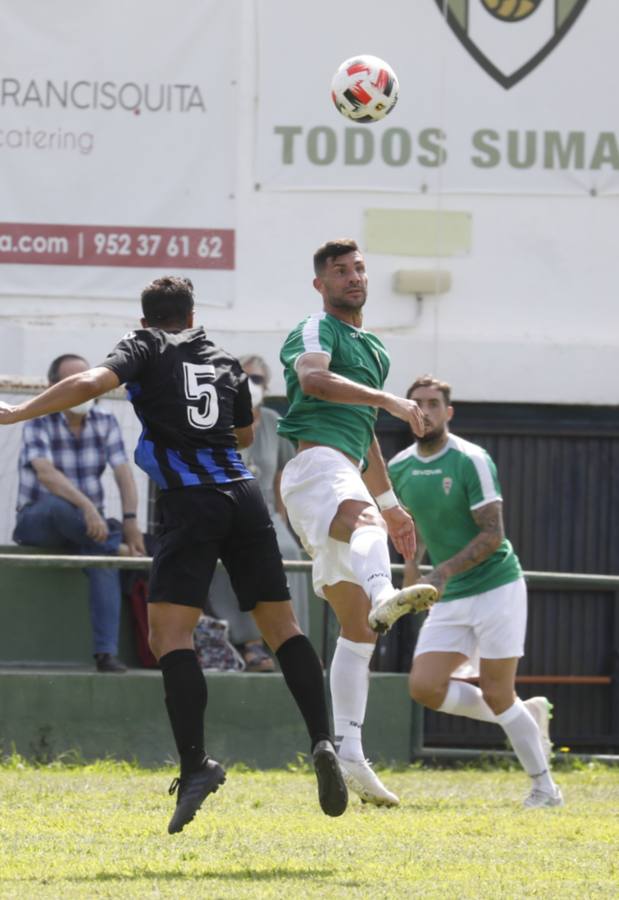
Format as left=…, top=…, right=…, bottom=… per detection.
left=278, top=312, right=390, bottom=462
left=388, top=434, right=522, bottom=601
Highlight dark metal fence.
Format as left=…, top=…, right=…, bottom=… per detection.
left=374, top=402, right=619, bottom=754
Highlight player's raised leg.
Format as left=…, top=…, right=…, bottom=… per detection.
left=330, top=498, right=437, bottom=635
left=148, top=601, right=226, bottom=835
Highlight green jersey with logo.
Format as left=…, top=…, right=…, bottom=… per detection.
left=278, top=312, right=390, bottom=462
left=388, top=433, right=522, bottom=601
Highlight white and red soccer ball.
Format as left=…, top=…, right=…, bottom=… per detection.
left=331, top=55, right=399, bottom=123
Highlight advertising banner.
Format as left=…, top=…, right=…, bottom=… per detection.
left=255, top=0, right=618, bottom=196
left=0, top=1, right=239, bottom=303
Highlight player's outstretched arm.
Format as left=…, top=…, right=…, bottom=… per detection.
left=297, top=354, right=425, bottom=436
left=0, top=366, right=120, bottom=425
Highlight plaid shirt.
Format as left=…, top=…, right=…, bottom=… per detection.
left=16, top=405, right=129, bottom=513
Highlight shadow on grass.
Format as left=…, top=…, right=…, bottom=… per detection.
left=16, top=868, right=341, bottom=885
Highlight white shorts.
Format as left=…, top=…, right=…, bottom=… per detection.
left=280, top=446, right=374, bottom=599
left=414, top=577, right=528, bottom=667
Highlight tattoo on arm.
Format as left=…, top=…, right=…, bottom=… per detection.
left=439, top=501, right=504, bottom=579
left=472, top=501, right=504, bottom=538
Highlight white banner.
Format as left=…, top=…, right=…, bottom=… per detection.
left=255, top=0, right=618, bottom=195
left=0, top=0, right=239, bottom=303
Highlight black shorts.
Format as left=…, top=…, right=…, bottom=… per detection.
left=148, top=479, right=290, bottom=610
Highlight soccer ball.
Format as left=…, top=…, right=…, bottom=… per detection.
left=331, top=55, right=399, bottom=123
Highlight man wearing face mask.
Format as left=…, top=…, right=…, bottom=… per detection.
left=13, top=353, right=145, bottom=672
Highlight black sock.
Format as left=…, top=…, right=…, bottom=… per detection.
left=275, top=634, right=331, bottom=751
left=160, top=649, right=207, bottom=777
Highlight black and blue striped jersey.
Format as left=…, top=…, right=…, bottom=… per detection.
left=101, top=326, right=254, bottom=489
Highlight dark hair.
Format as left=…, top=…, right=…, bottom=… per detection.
left=140, top=275, right=195, bottom=328
left=313, top=239, right=360, bottom=276
left=406, top=374, right=452, bottom=405
left=47, top=354, right=88, bottom=384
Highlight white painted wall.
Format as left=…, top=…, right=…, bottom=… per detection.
left=0, top=0, right=616, bottom=544
left=0, top=0, right=616, bottom=407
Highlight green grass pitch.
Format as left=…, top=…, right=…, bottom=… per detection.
left=0, top=758, right=617, bottom=898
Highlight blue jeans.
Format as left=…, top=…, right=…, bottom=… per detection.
left=13, top=495, right=122, bottom=655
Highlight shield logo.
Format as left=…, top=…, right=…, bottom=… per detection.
left=433, top=0, right=590, bottom=89
left=443, top=477, right=453, bottom=495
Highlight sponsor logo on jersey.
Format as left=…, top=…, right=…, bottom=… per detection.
left=443, top=476, right=453, bottom=495
left=434, top=0, right=590, bottom=89
left=412, top=468, right=443, bottom=476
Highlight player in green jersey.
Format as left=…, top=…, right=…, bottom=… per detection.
left=389, top=374, right=563, bottom=808
left=278, top=239, right=437, bottom=807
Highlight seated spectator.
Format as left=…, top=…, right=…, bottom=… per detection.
left=207, top=354, right=310, bottom=671
left=13, top=354, right=145, bottom=672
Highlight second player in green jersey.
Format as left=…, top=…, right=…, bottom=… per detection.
left=392, top=374, right=562, bottom=810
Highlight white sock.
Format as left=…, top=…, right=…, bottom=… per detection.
left=438, top=680, right=497, bottom=723
left=496, top=700, right=555, bottom=791
left=330, top=636, right=375, bottom=762
left=349, top=524, right=394, bottom=607
left=441, top=685, right=556, bottom=792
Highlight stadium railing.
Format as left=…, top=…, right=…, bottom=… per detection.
left=0, top=552, right=617, bottom=759
left=0, top=552, right=616, bottom=690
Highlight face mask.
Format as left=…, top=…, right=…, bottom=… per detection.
left=68, top=399, right=94, bottom=416
left=248, top=380, right=264, bottom=408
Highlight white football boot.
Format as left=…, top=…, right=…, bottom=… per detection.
left=368, top=584, right=438, bottom=634
left=338, top=757, right=400, bottom=807
left=523, top=784, right=564, bottom=809
left=524, top=696, right=553, bottom=763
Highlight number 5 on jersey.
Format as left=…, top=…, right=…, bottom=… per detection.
left=183, top=362, right=220, bottom=429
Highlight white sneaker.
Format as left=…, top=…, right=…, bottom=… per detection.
left=338, top=757, right=400, bottom=807
left=523, top=785, right=564, bottom=808
left=524, top=696, right=553, bottom=762
left=368, top=584, right=438, bottom=634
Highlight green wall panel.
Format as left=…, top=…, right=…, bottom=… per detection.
left=0, top=671, right=418, bottom=768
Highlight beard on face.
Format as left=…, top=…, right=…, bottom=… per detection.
left=328, top=290, right=367, bottom=309
left=416, top=424, right=447, bottom=444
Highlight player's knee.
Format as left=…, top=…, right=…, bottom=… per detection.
left=409, top=672, right=444, bottom=709
left=340, top=623, right=377, bottom=644
left=355, top=506, right=386, bottom=531
left=148, top=621, right=168, bottom=660
left=333, top=500, right=386, bottom=537
left=253, top=601, right=302, bottom=652
left=148, top=619, right=194, bottom=660
left=148, top=628, right=161, bottom=660
left=480, top=682, right=512, bottom=715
